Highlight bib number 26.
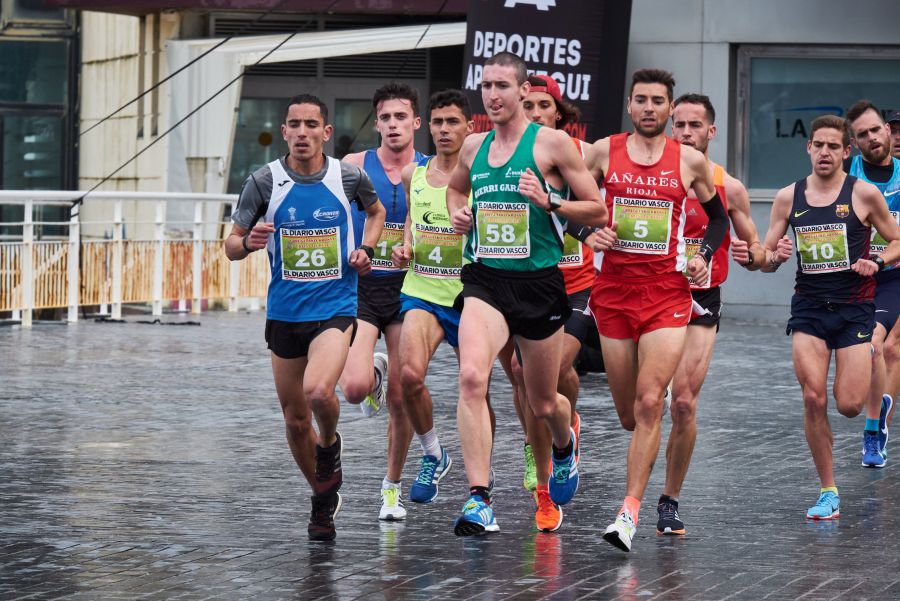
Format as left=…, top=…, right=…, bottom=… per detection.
left=295, top=249, right=327, bottom=268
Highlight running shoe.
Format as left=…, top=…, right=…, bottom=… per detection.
left=523, top=444, right=537, bottom=492
left=549, top=427, right=579, bottom=505
left=488, top=467, right=496, bottom=495
left=409, top=447, right=452, bottom=503
left=534, top=485, right=563, bottom=532
left=862, top=431, right=886, bottom=468
left=656, top=496, right=685, bottom=535
left=572, top=411, right=582, bottom=464
left=453, top=495, right=499, bottom=536
left=603, top=510, right=637, bottom=552
left=308, top=491, right=342, bottom=541
left=379, top=486, right=407, bottom=521
left=361, top=352, right=388, bottom=417
left=806, top=491, right=840, bottom=520
left=880, top=394, right=893, bottom=455
left=313, top=431, right=342, bottom=496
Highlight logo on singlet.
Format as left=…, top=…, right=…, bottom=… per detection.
left=835, top=204, right=849, bottom=219
left=288, top=207, right=297, bottom=222
left=313, top=208, right=340, bottom=221
left=503, top=0, right=556, bottom=10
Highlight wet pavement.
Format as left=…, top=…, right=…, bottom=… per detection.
left=2, top=310, right=900, bottom=600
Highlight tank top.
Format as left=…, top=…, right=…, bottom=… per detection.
left=559, top=136, right=596, bottom=294
left=465, top=122, right=566, bottom=271
left=683, top=164, right=730, bottom=290
left=600, top=133, right=689, bottom=279
left=352, top=148, right=426, bottom=277
left=790, top=175, right=874, bottom=303
left=849, top=155, right=900, bottom=278
left=263, top=157, right=358, bottom=322
left=401, top=156, right=467, bottom=307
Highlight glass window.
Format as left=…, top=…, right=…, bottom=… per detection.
left=227, top=98, right=285, bottom=194
left=333, top=99, right=379, bottom=159
left=2, top=114, right=63, bottom=189
left=0, top=40, right=68, bottom=105
left=740, top=50, right=900, bottom=189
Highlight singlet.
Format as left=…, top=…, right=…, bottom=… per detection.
left=401, top=156, right=468, bottom=307
left=558, top=136, right=596, bottom=294
left=263, top=157, right=358, bottom=322
left=465, top=122, right=567, bottom=271
left=683, top=164, right=730, bottom=290
left=789, top=175, right=874, bottom=303
left=600, top=133, right=689, bottom=279
left=352, top=149, right=426, bottom=277
left=849, top=155, right=900, bottom=279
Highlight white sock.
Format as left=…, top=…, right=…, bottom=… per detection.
left=382, top=478, right=400, bottom=490
left=418, top=428, right=442, bottom=459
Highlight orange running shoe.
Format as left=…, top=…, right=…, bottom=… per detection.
left=572, top=411, right=581, bottom=464
left=534, top=485, right=563, bottom=532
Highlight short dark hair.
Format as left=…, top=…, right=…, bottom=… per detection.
left=673, top=93, right=716, bottom=124
left=372, top=82, right=420, bottom=117
left=630, top=68, right=676, bottom=103
left=526, top=74, right=581, bottom=126
left=810, top=115, right=850, bottom=147
left=846, top=99, right=883, bottom=126
left=428, top=89, right=472, bottom=120
left=484, top=51, right=528, bottom=85
left=285, top=94, right=328, bottom=123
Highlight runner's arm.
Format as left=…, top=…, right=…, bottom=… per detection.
left=393, top=163, right=416, bottom=267
left=547, top=130, right=607, bottom=227
left=448, top=136, right=477, bottom=234
left=225, top=170, right=273, bottom=261
left=759, top=186, right=794, bottom=273
left=687, top=148, right=728, bottom=264
left=725, top=175, right=765, bottom=271
left=862, top=183, right=900, bottom=267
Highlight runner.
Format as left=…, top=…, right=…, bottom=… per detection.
left=656, top=93, right=765, bottom=535
left=846, top=100, right=900, bottom=466
left=224, top=94, right=385, bottom=540
left=759, top=114, right=900, bottom=520
left=585, top=69, right=729, bottom=552
left=446, top=52, right=606, bottom=536
left=889, top=111, right=900, bottom=161
left=338, top=82, right=425, bottom=521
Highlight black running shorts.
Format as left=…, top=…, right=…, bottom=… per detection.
left=786, top=295, right=875, bottom=350
left=357, top=271, right=405, bottom=334
left=265, top=316, right=357, bottom=359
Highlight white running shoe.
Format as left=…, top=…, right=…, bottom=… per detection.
left=361, top=352, right=388, bottom=417
left=379, top=485, right=407, bottom=521
left=603, top=510, right=637, bottom=552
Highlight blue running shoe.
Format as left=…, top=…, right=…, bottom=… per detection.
left=879, top=394, right=893, bottom=456
left=806, top=491, right=840, bottom=520
left=409, top=448, right=452, bottom=503
left=862, top=431, right=886, bottom=468
left=549, top=427, right=579, bottom=506
left=453, top=495, right=499, bottom=536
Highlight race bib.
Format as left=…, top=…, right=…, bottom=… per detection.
left=683, top=237, right=711, bottom=288
left=413, top=224, right=464, bottom=278
left=372, top=222, right=406, bottom=270
left=280, top=227, right=341, bottom=281
left=871, top=211, right=899, bottom=254
left=795, top=223, right=850, bottom=273
left=475, top=202, right=530, bottom=258
left=559, top=233, right=583, bottom=267
left=612, top=196, right=672, bottom=254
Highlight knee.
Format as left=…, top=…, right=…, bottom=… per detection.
left=341, top=378, right=370, bottom=404
left=459, top=364, right=489, bottom=399
left=283, top=410, right=313, bottom=438
left=528, top=397, right=555, bottom=420
left=802, top=390, right=828, bottom=415
left=305, top=384, right=337, bottom=414
left=670, top=395, right=696, bottom=426
left=871, top=340, right=885, bottom=363
left=619, top=415, right=636, bottom=431
left=633, top=392, right=663, bottom=424
left=885, top=340, right=900, bottom=364
left=400, top=362, right=426, bottom=397
left=837, top=402, right=862, bottom=419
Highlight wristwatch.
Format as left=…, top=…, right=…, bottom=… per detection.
left=547, top=191, right=562, bottom=212
left=357, top=244, right=374, bottom=259
left=874, top=255, right=886, bottom=271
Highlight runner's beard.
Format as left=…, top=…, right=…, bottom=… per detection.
left=634, top=120, right=667, bottom=138
left=862, top=144, right=890, bottom=165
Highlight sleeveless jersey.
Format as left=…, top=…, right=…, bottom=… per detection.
left=601, top=133, right=689, bottom=279
left=849, top=156, right=900, bottom=274
left=263, top=157, right=358, bottom=322
left=352, top=149, right=426, bottom=277
left=465, top=122, right=567, bottom=271
left=401, top=156, right=468, bottom=307
left=559, top=136, right=596, bottom=294
left=789, top=175, right=874, bottom=303
left=683, top=164, right=730, bottom=290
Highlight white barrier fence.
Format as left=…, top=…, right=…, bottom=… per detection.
left=0, top=191, right=269, bottom=327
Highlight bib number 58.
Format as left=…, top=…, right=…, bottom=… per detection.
left=485, top=223, right=516, bottom=243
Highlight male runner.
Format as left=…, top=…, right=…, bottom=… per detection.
left=846, top=100, right=900, bottom=467
left=225, top=94, right=385, bottom=540
left=888, top=111, right=900, bottom=161
left=339, top=82, right=425, bottom=520
left=586, top=69, right=729, bottom=552
left=759, top=115, right=900, bottom=520
left=655, top=93, right=765, bottom=535
left=447, top=52, right=606, bottom=536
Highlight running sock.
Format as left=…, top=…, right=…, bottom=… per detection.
left=820, top=486, right=839, bottom=496
left=659, top=493, right=678, bottom=504
left=382, top=478, right=400, bottom=490
left=552, top=437, right=574, bottom=460
left=865, top=418, right=880, bottom=435
left=620, top=496, right=641, bottom=524
left=419, top=428, right=441, bottom=459
left=470, top=486, right=491, bottom=504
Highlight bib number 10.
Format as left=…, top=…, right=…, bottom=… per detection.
left=295, top=249, right=327, bottom=268
left=485, top=223, right=517, bottom=243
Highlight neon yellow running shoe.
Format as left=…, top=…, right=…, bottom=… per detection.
left=523, top=443, right=537, bottom=492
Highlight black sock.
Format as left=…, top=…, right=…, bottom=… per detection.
left=470, top=486, right=491, bottom=503
left=552, top=438, right=574, bottom=460
left=658, top=494, right=677, bottom=505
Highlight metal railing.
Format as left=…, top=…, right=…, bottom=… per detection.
left=0, top=191, right=269, bottom=327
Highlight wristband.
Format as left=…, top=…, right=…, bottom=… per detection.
left=357, top=244, right=374, bottom=259
left=696, top=244, right=714, bottom=264
left=242, top=234, right=254, bottom=253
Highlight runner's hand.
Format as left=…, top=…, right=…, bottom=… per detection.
left=518, top=168, right=548, bottom=209
left=246, top=221, right=274, bottom=251
left=687, top=255, right=710, bottom=286
left=349, top=249, right=372, bottom=276
left=392, top=243, right=411, bottom=268
left=452, top=207, right=472, bottom=235
left=584, top=232, right=600, bottom=252
left=774, top=236, right=793, bottom=263
left=731, top=239, right=750, bottom=266
left=591, top=222, right=618, bottom=252
left=851, top=259, right=879, bottom=277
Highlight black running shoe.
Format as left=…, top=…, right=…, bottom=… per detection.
left=656, top=495, right=685, bottom=535
left=314, top=432, right=343, bottom=496
left=308, top=492, right=342, bottom=541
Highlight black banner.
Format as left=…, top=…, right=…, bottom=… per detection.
left=462, top=0, right=632, bottom=141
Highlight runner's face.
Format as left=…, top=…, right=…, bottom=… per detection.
left=628, top=83, right=672, bottom=138
left=523, top=91, right=561, bottom=128
left=807, top=128, right=850, bottom=177
left=429, top=105, right=472, bottom=155
left=282, top=103, right=332, bottom=162
left=375, top=98, right=421, bottom=153
left=889, top=122, right=900, bottom=160
left=672, top=102, right=715, bottom=155
left=850, top=109, right=891, bottom=165
left=481, top=64, right=526, bottom=126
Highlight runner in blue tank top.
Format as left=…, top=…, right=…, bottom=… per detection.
left=337, top=83, right=426, bottom=522
left=225, top=94, right=385, bottom=541
left=847, top=101, right=900, bottom=462
left=758, top=115, right=900, bottom=522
